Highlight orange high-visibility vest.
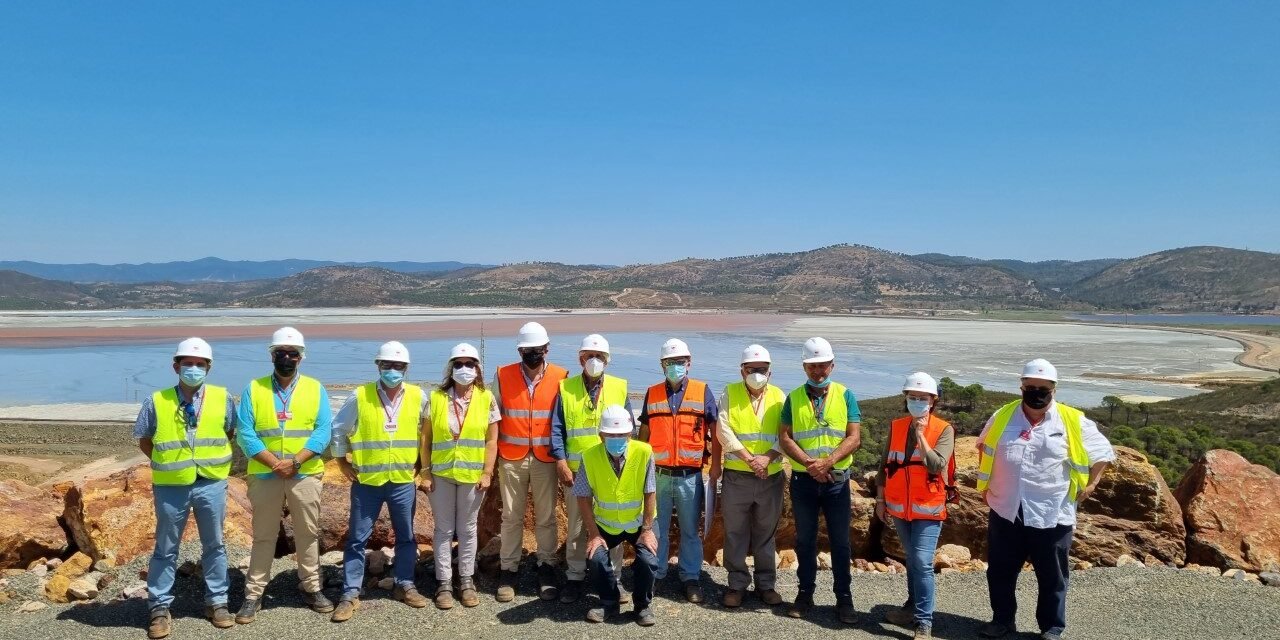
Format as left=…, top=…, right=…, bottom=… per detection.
left=644, top=380, right=708, bottom=468
left=496, top=363, right=568, bottom=463
left=882, top=414, right=953, bottom=521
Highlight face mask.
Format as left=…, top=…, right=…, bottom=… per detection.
left=452, top=366, right=477, bottom=386
left=604, top=437, right=628, bottom=456
left=664, top=363, right=687, bottom=384
left=584, top=357, right=606, bottom=378
left=179, top=365, right=206, bottom=387
left=906, top=398, right=931, bottom=418
left=806, top=378, right=831, bottom=389
left=1022, top=387, right=1053, bottom=410
left=745, top=372, right=769, bottom=390
left=273, top=360, right=298, bottom=377
left=380, top=369, right=404, bottom=388
left=521, top=351, right=545, bottom=368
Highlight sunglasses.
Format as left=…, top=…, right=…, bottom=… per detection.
left=1023, top=385, right=1053, bottom=393
left=661, top=358, right=691, bottom=366
left=452, top=360, right=478, bottom=369
left=379, top=362, right=407, bottom=371
left=519, top=347, right=548, bottom=355
left=743, top=366, right=769, bottom=375
left=273, top=350, right=302, bottom=360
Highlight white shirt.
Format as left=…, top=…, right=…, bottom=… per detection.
left=978, top=401, right=1115, bottom=529
left=716, top=387, right=781, bottom=457
left=329, top=383, right=430, bottom=457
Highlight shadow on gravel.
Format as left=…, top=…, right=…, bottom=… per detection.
left=57, top=568, right=252, bottom=630
left=862, top=603, right=988, bottom=640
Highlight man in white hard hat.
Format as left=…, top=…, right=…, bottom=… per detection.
left=134, top=338, right=237, bottom=639
left=975, top=359, right=1114, bottom=640
left=576, top=405, right=659, bottom=626
left=550, top=333, right=631, bottom=603
left=491, top=321, right=568, bottom=602
left=709, top=344, right=787, bottom=609
left=235, top=327, right=335, bottom=623
left=637, top=337, right=718, bottom=603
left=777, top=337, right=862, bottom=624
left=327, top=341, right=430, bottom=622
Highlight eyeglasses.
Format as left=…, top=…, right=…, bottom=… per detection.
left=743, top=366, right=769, bottom=375
left=1023, top=385, right=1053, bottom=393
left=661, top=358, right=691, bottom=367
left=273, top=350, right=302, bottom=360
left=379, top=362, right=407, bottom=371
left=518, top=347, right=548, bottom=355
left=452, top=360, right=478, bottom=369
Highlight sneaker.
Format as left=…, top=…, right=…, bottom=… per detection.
left=722, top=588, right=744, bottom=608
left=330, top=598, right=358, bottom=623
left=885, top=606, right=916, bottom=627
left=636, top=606, right=656, bottom=627
left=787, top=591, right=814, bottom=619
left=434, top=583, right=455, bottom=610
left=979, top=622, right=1016, bottom=638
left=234, top=599, right=260, bottom=625
left=496, top=569, right=518, bottom=603
left=559, top=580, right=583, bottom=604
left=757, top=588, right=783, bottom=606
left=1041, top=631, right=1064, bottom=640
left=683, top=580, right=703, bottom=603
left=586, top=602, right=619, bottom=623
left=147, top=608, right=172, bottom=639
left=537, top=563, right=559, bottom=601
left=459, top=577, right=479, bottom=608
left=914, top=624, right=933, bottom=639
left=303, top=590, right=335, bottom=614
left=205, top=604, right=234, bottom=629
left=394, top=585, right=428, bottom=609
left=837, top=601, right=859, bottom=625
left=618, top=583, right=631, bottom=605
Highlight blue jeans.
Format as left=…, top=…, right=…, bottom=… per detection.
left=589, top=529, right=659, bottom=611
left=654, top=470, right=703, bottom=582
left=148, top=476, right=229, bottom=611
left=790, top=473, right=851, bottom=601
left=893, top=517, right=943, bottom=628
left=343, top=481, right=418, bottom=597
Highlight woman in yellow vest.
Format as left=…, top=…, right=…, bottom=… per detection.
left=419, top=342, right=500, bottom=610
left=875, top=372, right=955, bottom=640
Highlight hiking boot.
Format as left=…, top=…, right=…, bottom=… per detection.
left=618, top=583, right=631, bottom=605
left=559, top=579, right=583, bottom=604
left=434, top=583, right=454, bottom=610
left=683, top=580, right=703, bottom=603
left=758, top=588, right=783, bottom=606
left=586, top=602, right=619, bottom=623
left=496, top=569, right=518, bottom=603
left=394, top=585, right=429, bottom=608
left=234, top=599, right=260, bottom=625
left=979, top=622, right=1016, bottom=638
left=302, top=590, right=335, bottom=614
left=459, top=577, right=479, bottom=607
left=787, top=591, right=814, bottom=619
left=537, top=563, right=559, bottom=601
left=636, top=606, right=656, bottom=626
left=147, top=608, right=171, bottom=639
left=837, top=601, right=859, bottom=625
left=914, top=624, right=933, bottom=639
left=886, top=606, right=916, bottom=627
left=722, top=588, right=744, bottom=608
left=205, top=604, right=234, bottom=629
left=330, top=598, right=358, bottom=623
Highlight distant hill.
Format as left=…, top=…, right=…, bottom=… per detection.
left=0, top=257, right=487, bottom=283
left=914, top=253, right=1122, bottom=290
left=1067, top=246, right=1280, bottom=312
left=0, top=270, right=100, bottom=310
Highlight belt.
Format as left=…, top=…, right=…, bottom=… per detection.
left=655, top=466, right=701, bottom=476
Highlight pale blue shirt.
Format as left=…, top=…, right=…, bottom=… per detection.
left=235, top=375, right=333, bottom=478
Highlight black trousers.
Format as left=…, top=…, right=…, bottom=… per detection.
left=986, top=509, right=1072, bottom=634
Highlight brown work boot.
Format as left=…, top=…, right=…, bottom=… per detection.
left=495, top=569, right=517, bottom=603
left=722, top=588, right=744, bottom=608
left=787, top=591, right=813, bottom=619
left=330, top=598, right=358, bottom=623
left=886, top=606, right=916, bottom=627
left=683, top=580, right=703, bottom=603
left=394, top=585, right=429, bottom=608
left=459, top=577, right=479, bottom=607
left=537, top=563, right=559, bottom=601
left=234, top=598, right=260, bottom=625
left=758, top=588, right=783, bottom=606
left=434, top=583, right=455, bottom=610
left=147, top=608, right=171, bottom=639
left=837, top=601, right=859, bottom=625
left=618, top=583, right=631, bottom=605
left=205, top=604, right=234, bottom=629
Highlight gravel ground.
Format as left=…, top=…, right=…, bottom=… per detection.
left=2, top=542, right=1278, bottom=640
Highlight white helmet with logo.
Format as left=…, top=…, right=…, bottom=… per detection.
left=269, top=326, right=306, bottom=356
left=741, top=344, right=771, bottom=364
left=1021, top=358, right=1058, bottom=383
left=516, top=322, right=550, bottom=348
left=802, top=337, right=835, bottom=363
left=902, top=372, right=938, bottom=396
left=580, top=334, right=611, bottom=360
left=375, top=341, right=410, bottom=364
left=660, top=338, right=691, bottom=360
left=599, top=405, right=635, bottom=435
left=174, top=337, right=213, bottom=362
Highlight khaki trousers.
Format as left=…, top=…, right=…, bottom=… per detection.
left=721, top=469, right=785, bottom=590
left=565, top=490, right=623, bottom=582
left=499, top=455, right=560, bottom=571
left=245, top=474, right=323, bottom=599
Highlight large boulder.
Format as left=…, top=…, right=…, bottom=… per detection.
left=0, top=479, right=69, bottom=570
left=1175, top=449, right=1280, bottom=572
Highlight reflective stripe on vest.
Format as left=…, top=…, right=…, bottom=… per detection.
left=583, top=439, right=651, bottom=535
left=349, top=382, right=422, bottom=486
left=150, top=385, right=232, bottom=485
left=246, top=375, right=325, bottom=476
left=976, top=400, right=1092, bottom=500
left=786, top=382, right=853, bottom=471
left=497, top=363, right=567, bottom=463
left=722, top=382, right=785, bottom=475
left=560, top=374, right=628, bottom=472
left=429, top=387, right=493, bottom=484
left=645, top=380, right=708, bottom=468
left=882, top=414, right=951, bottom=521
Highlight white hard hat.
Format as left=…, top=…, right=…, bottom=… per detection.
left=660, top=338, right=691, bottom=360
left=375, top=341, right=410, bottom=364
left=802, top=337, right=835, bottom=363
left=902, top=372, right=938, bottom=396
left=174, top=337, right=213, bottom=362
left=269, top=326, right=306, bottom=355
left=580, top=334, right=611, bottom=355
left=516, top=322, right=550, bottom=348
left=599, top=405, right=634, bottom=435
left=1021, top=358, right=1059, bottom=383
left=741, top=344, right=771, bottom=365
left=450, top=343, right=481, bottom=362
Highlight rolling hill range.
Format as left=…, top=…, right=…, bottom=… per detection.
left=0, top=256, right=486, bottom=283
left=0, top=244, right=1276, bottom=312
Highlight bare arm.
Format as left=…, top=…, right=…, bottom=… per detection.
left=138, top=437, right=153, bottom=458
left=777, top=422, right=811, bottom=466
left=827, top=421, right=862, bottom=465
left=482, top=421, right=499, bottom=487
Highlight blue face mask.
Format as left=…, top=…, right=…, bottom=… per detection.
left=906, top=398, right=932, bottom=418
left=806, top=377, right=831, bottom=389
left=380, top=368, right=405, bottom=388
left=664, top=363, right=687, bottom=384
left=179, top=365, right=207, bottom=387
left=604, top=437, right=629, bottom=456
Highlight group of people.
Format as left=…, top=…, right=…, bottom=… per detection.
left=136, top=322, right=1115, bottom=640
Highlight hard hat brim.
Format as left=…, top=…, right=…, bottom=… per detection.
left=599, top=426, right=633, bottom=435
left=802, top=356, right=835, bottom=364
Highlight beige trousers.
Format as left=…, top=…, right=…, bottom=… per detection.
left=498, top=455, right=560, bottom=571
left=565, top=489, right=624, bottom=582
left=245, top=473, right=323, bottom=599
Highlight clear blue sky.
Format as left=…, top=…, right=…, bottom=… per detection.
left=1, top=2, right=1276, bottom=265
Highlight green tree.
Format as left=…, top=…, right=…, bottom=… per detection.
left=1101, top=395, right=1122, bottom=422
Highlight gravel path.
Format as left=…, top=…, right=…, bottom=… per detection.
left=3, top=543, right=1277, bottom=640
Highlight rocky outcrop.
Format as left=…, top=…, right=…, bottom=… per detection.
left=1175, top=449, right=1280, bottom=572
left=0, top=480, right=69, bottom=569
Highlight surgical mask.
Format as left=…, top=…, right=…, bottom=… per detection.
left=906, top=398, right=931, bottom=418
left=452, top=366, right=477, bottom=386
left=604, top=437, right=628, bottom=456
left=380, top=369, right=404, bottom=387
left=584, top=357, right=606, bottom=378
left=745, top=372, right=769, bottom=390
left=521, top=350, right=545, bottom=368
left=1022, top=387, right=1053, bottom=410
left=664, top=363, right=687, bottom=384
left=179, top=365, right=206, bottom=387
left=806, top=378, right=831, bottom=389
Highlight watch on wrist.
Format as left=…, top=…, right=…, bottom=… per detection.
left=292, top=458, right=303, bottom=470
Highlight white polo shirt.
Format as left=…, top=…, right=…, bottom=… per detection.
left=978, top=401, right=1115, bottom=529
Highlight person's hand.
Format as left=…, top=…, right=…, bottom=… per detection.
left=586, top=535, right=607, bottom=558
left=556, top=460, right=574, bottom=486
left=272, top=458, right=295, bottom=478
left=418, top=473, right=434, bottom=493
left=750, top=455, right=770, bottom=479
left=1076, top=483, right=1098, bottom=505
left=806, top=457, right=832, bottom=479
left=337, top=459, right=358, bottom=483
left=913, top=416, right=928, bottom=439
left=875, top=499, right=888, bottom=524
left=478, top=472, right=492, bottom=492
left=708, top=462, right=722, bottom=483
left=638, top=530, right=657, bottom=554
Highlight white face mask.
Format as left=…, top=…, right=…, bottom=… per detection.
left=745, top=372, right=769, bottom=390
left=584, top=357, right=606, bottom=378
left=452, top=366, right=477, bottom=386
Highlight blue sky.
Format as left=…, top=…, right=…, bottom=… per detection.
left=1, top=2, right=1276, bottom=265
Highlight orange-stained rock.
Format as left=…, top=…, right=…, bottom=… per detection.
left=0, top=479, right=69, bottom=570
left=52, top=552, right=92, bottom=579
left=43, top=574, right=71, bottom=603
left=1176, top=449, right=1280, bottom=572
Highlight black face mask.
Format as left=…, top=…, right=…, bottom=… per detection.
left=521, top=351, right=545, bottom=368
left=274, top=359, right=298, bottom=377
left=1022, top=387, right=1053, bottom=410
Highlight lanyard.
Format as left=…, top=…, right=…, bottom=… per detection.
left=177, top=385, right=204, bottom=430
left=377, top=384, right=403, bottom=425
left=809, top=391, right=826, bottom=423
left=449, top=387, right=471, bottom=441
left=273, top=377, right=296, bottom=423
left=749, top=389, right=766, bottom=418
left=586, top=376, right=603, bottom=410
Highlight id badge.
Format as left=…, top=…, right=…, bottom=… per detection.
left=1018, top=429, right=1032, bottom=441
left=276, top=410, right=292, bottom=421
left=383, top=421, right=398, bottom=434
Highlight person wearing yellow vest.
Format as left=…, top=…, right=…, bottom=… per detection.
left=135, top=338, right=236, bottom=639
left=777, top=337, right=861, bottom=625
left=234, top=327, right=334, bottom=624
left=327, top=341, right=430, bottom=622
left=493, top=322, right=567, bottom=602
left=975, top=359, right=1114, bottom=640
left=419, top=343, right=500, bottom=610
left=708, top=344, right=787, bottom=609
left=875, top=372, right=956, bottom=640
left=550, top=333, right=631, bottom=604
left=576, top=405, right=659, bottom=627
